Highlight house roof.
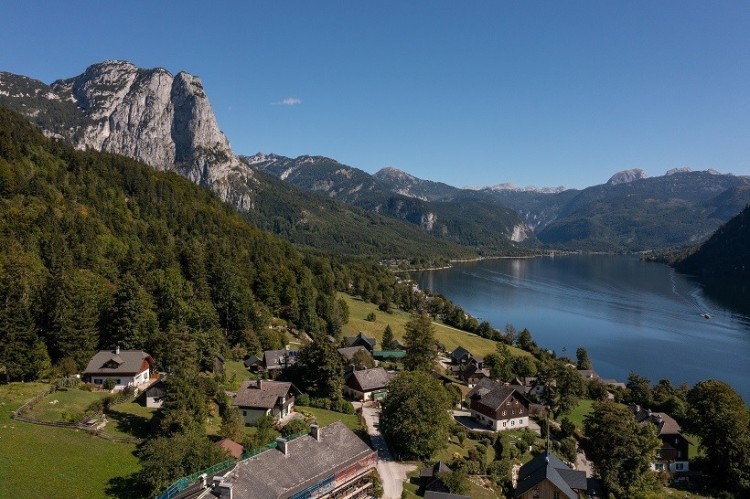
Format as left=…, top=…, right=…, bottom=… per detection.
left=460, top=364, right=489, bottom=380
left=337, top=346, right=370, bottom=362
left=466, top=377, right=498, bottom=399
left=344, top=332, right=376, bottom=348
left=232, top=380, right=297, bottom=410
left=263, top=349, right=298, bottom=370
left=516, top=452, right=586, bottom=499
left=347, top=367, right=391, bottom=393
left=243, top=355, right=262, bottom=369
left=632, top=407, right=683, bottom=436
left=577, top=369, right=600, bottom=380
left=420, top=461, right=451, bottom=478
left=216, top=438, right=244, bottom=459
left=83, top=350, right=153, bottom=376
left=210, top=422, right=375, bottom=499
left=450, top=346, right=471, bottom=362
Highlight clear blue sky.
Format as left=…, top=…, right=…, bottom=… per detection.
left=2, top=1, right=749, bottom=189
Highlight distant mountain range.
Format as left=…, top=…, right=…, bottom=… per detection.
left=2, top=60, right=750, bottom=255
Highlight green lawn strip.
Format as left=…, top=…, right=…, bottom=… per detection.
left=294, top=405, right=361, bottom=431
left=0, top=383, right=139, bottom=499
left=222, top=360, right=257, bottom=387
left=105, top=400, right=156, bottom=440
left=685, top=432, right=703, bottom=459
left=340, top=293, right=530, bottom=358
left=561, top=399, right=594, bottom=429
left=25, top=387, right=109, bottom=422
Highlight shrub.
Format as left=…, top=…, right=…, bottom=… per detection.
left=309, top=397, right=332, bottom=410
left=365, top=312, right=377, bottom=322
left=296, top=393, right=311, bottom=406
left=280, top=418, right=310, bottom=438
left=103, top=378, right=116, bottom=390
left=338, top=400, right=355, bottom=415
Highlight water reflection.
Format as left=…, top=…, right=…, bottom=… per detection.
left=415, top=255, right=750, bottom=401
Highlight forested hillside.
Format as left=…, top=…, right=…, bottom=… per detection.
left=0, top=107, right=387, bottom=380
left=675, top=205, right=750, bottom=281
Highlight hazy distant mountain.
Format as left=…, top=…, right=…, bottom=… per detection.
left=244, top=153, right=533, bottom=250
left=536, top=170, right=750, bottom=250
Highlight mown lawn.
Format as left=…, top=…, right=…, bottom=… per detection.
left=0, top=383, right=140, bottom=499
left=295, top=405, right=361, bottom=431
left=340, top=293, right=530, bottom=358
left=26, top=387, right=109, bottom=422
left=561, top=399, right=595, bottom=429
left=106, top=399, right=157, bottom=440
left=222, top=360, right=257, bottom=390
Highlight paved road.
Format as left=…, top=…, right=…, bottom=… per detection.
left=361, top=405, right=416, bottom=499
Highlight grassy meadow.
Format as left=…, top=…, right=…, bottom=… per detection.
left=0, top=383, right=140, bottom=499
left=340, top=293, right=529, bottom=358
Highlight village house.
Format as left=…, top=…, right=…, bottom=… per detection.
left=467, top=378, right=531, bottom=431
left=82, top=347, right=154, bottom=391
left=631, top=405, right=690, bottom=474
left=189, top=422, right=377, bottom=499
left=344, top=367, right=392, bottom=401
left=515, top=452, right=588, bottom=499
left=243, top=348, right=298, bottom=378
left=343, top=332, right=377, bottom=353
left=337, top=345, right=374, bottom=368
left=450, top=346, right=473, bottom=365
left=232, top=379, right=300, bottom=425
left=145, top=378, right=166, bottom=408
left=458, top=363, right=491, bottom=388
left=419, top=461, right=452, bottom=494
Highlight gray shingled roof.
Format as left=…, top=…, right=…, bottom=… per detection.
left=213, top=422, right=375, bottom=498
left=515, top=452, right=586, bottom=499
left=424, top=492, right=471, bottom=499
left=450, top=346, right=471, bottom=363
left=466, top=377, right=497, bottom=398
left=420, top=461, right=451, bottom=478
left=232, top=380, right=295, bottom=410
left=347, top=367, right=391, bottom=392
left=344, top=332, right=376, bottom=348
left=82, top=350, right=152, bottom=376
left=337, top=345, right=370, bottom=361
left=263, top=349, right=298, bottom=370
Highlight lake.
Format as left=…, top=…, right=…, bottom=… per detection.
left=414, top=255, right=750, bottom=401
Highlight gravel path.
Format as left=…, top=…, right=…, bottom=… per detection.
left=361, top=405, right=417, bottom=499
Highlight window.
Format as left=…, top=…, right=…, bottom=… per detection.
left=503, top=422, right=506, bottom=427
left=511, top=420, right=515, bottom=426
left=553, top=492, right=560, bottom=499
left=676, top=463, right=684, bottom=470
left=519, top=408, right=524, bottom=414
left=502, top=410, right=506, bottom=416
left=511, top=409, right=515, bottom=415
left=243, top=411, right=247, bottom=416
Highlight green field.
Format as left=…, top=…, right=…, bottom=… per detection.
left=295, top=405, right=361, bottom=431
left=106, top=399, right=157, bottom=440
left=26, top=387, right=109, bottom=422
left=222, top=360, right=257, bottom=390
left=0, top=383, right=140, bottom=499
left=340, top=294, right=529, bottom=358
left=561, top=399, right=595, bottom=428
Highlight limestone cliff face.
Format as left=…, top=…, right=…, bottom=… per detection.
left=4, top=60, right=254, bottom=211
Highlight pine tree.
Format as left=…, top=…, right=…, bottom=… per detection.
left=381, top=324, right=396, bottom=350
left=403, top=314, right=437, bottom=371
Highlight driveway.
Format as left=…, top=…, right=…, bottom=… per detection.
left=361, top=405, right=417, bottom=499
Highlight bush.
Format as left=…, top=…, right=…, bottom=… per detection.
left=338, top=400, right=355, bottom=415
left=103, top=378, right=116, bottom=390
left=365, top=312, right=377, bottom=322
left=280, top=418, right=310, bottom=437
left=309, top=397, right=332, bottom=410
left=296, top=393, right=311, bottom=406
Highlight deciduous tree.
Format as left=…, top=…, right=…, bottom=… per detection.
left=403, top=314, right=437, bottom=372
left=380, top=371, right=452, bottom=459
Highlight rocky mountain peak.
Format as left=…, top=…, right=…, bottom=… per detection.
left=1, top=60, right=253, bottom=211
left=665, top=167, right=694, bottom=176
left=607, top=168, right=649, bottom=185
left=374, top=167, right=416, bottom=182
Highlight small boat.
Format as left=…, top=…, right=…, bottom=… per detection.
left=703, top=313, right=711, bottom=319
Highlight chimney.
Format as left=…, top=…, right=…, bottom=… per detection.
left=115, top=345, right=120, bottom=355
left=218, top=482, right=233, bottom=499
left=257, top=379, right=263, bottom=390
left=276, top=437, right=288, bottom=455
left=199, top=473, right=208, bottom=488
left=311, top=424, right=321, bottom=441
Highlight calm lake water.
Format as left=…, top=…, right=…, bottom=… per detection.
left=415, top=255, right=750, bottom=402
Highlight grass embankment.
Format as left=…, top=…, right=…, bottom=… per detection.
left=25, top=388, right=109, bottom=422
left=340, top=293, right=530, bottom=358
left=562, top=399, right=595, bottom=429
left=0, top=383, right=140, bottom=499
left=295, top=405, right=361, bottom=432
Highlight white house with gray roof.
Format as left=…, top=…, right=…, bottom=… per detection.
left=232, top=379, right=300, bottom=425
left=82, top=347, right=153, bottom=391
left=344, top=367, right=392, bottom=401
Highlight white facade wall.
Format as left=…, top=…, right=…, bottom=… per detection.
left=240, top=408, right=271, bottom=426
left=470, top=409, right=528, bottom=432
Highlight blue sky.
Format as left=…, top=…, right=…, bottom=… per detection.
left=2, top=1, right=749, bottom=189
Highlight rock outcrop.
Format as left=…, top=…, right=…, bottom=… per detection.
left=607, top=168, right=649, bottom=185
left=0, top=60, right=254, bottom=210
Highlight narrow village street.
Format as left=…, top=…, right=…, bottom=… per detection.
left=360, top=404, right=416, bottom=499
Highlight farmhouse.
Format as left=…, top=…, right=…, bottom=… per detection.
left=195, top=422, right=377, bottom=499
left=344, top=367, right=391, bottom=401
left=233, top=379, right=300, bottom=425
left=631, top=405, right=690, bottom=473
left=82, top=347, right=153, bottom=391
left=243, top=348, right=298, bottom=378
left=467, top=379, right=530, bottom=431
